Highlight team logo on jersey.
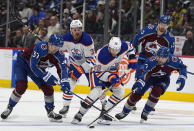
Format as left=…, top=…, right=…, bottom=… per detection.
left=152, top=69, right=166, bottom=77
left=71, top=48, right=83, bottom=60
left=41, top=44, right=47, bottom=50
left=172, top=56, right=178, bottom=62
left=145, top=40, right=161, bottom=55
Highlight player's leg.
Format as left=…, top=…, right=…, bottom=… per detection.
left=1, top=52, right=28, bottom=119
left=29, top=72, right=62, bottom=122
left=140, top=85, right=163, bottom=122
left=97, top=85, right=125, bottom=125
left=59, top=78, right=76, bottom=117
left=40, top=84, right=62, bottom=121
left=71, top=86, right=103, bottom=124
left=115, top=80, right=152, bottom=120
left=140, top=78, right=170, bottom=122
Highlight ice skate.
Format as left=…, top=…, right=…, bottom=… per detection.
left=140, top=111, right=148, bottom=123
left=71, top=111, right=83, bottom=124
left=1, top=104, right=13, bottom=119
left=45, top=106, right=62, bottom=122
left=97, top=110, right=113, bottom=125
left=59, top=106, right=69, bottom=118
left=115, top=111, right=128, bottom=120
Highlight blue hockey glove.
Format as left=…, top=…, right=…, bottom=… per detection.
left=43, top=72, right=58, bottom=86
left=176, top=77, right=186, bottom=91
left=132, top=79, right=145, bottom=91
left=60, top=78, right=70, bottom=93
left=108, top=74, right=121, bottom=87
left=128, top=62, right=138, bottom=69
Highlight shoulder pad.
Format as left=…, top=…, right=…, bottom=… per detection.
left=98, top=46, right=114, bottom=65
left=79, top=32, right=93, bottom=46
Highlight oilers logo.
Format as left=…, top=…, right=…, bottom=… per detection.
left=71, top=48, right=83, bottom=60
left=145, top=40, right=161, bottom=55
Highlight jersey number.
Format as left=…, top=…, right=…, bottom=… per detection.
left=32, top=51, right=39, bottom=59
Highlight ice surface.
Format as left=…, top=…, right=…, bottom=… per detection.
left=0, top=88, right=194, bottom=131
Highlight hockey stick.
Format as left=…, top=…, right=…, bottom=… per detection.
left=87, top=89, right=135, bottom=128
left=55, top=82, right=115, bottom=120
left=88, top=73, right=126, bottom=110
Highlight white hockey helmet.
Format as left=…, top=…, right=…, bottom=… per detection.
left=70, top=19, right=82, bottom=29
left=108, top=37, right=122, bottom=50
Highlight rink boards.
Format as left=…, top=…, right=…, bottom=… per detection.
left=0, top=48, right=194, bottom=102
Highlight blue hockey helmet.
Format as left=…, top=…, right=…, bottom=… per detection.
left=159, top=15, right=170, bottom=25
left=49, top=34, right=64, bottom=47
left=157, top=46, right=170, bottom=58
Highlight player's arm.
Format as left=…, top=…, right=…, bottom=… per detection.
left=132, top=25, right=154, bottom=48
left=169, top=34, right=175, bottom=54
left=81, top=38, right=95, bottom=73
left=172, top=56, right=187, bottom=91
left=30, top=43, right=47, bottom=78
left=126, top=41, right=138, bottom=70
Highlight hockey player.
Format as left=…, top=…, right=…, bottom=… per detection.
left=59, top=19, right=95, bottom=117
left=71, top=37, right=137, bottom=125
left=133, top=15, right=175, bottom=79
left=1, top=34, right=70, bottom=122
left=115, top=46, right=187, bottom=123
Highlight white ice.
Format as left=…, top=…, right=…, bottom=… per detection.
left=0, top=88, right=194, bottom=131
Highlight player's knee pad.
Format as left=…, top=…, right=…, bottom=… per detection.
left=40, top=84, right=54, bottom=96
left=149, top=86, right=162, bottom=103
left=111, top=85, right=125, bottom=99
left=81, top=100, right=91, bottom=109
left=15, top=81, right=28, bottom=95
left=127, top=93, right=142, bottom=106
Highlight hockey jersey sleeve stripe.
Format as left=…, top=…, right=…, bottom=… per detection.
left=128, top=58, right=138, bottom=63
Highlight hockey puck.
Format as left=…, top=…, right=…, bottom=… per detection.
left=89, top=125, right=95, bottom=128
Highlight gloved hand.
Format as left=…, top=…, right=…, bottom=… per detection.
left=60, top=78, right=70, bottom=93
left=132, top=79, right=145, bottom=91
left=176, top=77, right=185, bottom=91
left=128, top=62, right=138, bottom=69
left=43, top=72, right=58, bottom=86
left=108, top=74, right=121, bottom=86
left=69, top=65, right=84, bottom=80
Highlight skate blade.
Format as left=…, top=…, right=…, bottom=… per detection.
left=71, top=119, right=80, bottom=124
left=61, top=114, right=67, bottom=118
left=49, top=118, right=63, bottom=123
left=97, top=119, right=111, bottom=125
left=140, top=119, right=146, bottom=123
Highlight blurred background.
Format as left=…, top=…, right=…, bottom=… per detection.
left=0, top=0, right=194, bottom=55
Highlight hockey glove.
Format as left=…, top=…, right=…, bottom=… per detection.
left=108, top=74, right=121, bottom=87
left=69, top=65, right=84, bottom=80
left=132, top=79, right=145, bottom=91
left=43, top=72, right=58, bottom=86
left=60, top=78, right=70, bottom=93
left=176, top=77, right=186, bottom=91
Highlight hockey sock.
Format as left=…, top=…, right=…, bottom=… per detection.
left=45, top=95, right=54, bottom=108
left=143, top=86, right=162, bottom=113
left=62, top=92, right=73, bottom=106
left=104, top=94, right=121, bottom=111
left=123, top=93, right=142, bottom=113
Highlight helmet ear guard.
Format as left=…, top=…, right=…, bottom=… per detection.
left=49, top=33, right=64, bottom=47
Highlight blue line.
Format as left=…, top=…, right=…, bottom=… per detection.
left=0, top=123, right=194, bottom=127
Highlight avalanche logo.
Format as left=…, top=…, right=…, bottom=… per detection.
left=152, top=70, right=166, bottom=77
left=71, top=48, right=83, bottom=60
left=145, top=40, right=161, bottom=55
